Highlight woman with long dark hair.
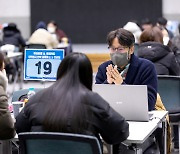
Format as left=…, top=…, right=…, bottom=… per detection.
left=15, top=52, right=129, bottom=151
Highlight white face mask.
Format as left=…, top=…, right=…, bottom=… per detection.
left=47, top=27, right=56, bottom=33
left=163, top=36, right=170, bottom=45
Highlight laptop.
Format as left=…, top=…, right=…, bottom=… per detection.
left=93, top=84, right=150, bottom=121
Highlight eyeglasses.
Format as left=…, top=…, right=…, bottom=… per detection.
left=108, top=46, right=128, bottom=53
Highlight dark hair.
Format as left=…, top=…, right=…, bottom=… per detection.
left=157, top=17, right=167, bottom=26
left=56, top=52, right=92, bottom=90
left=139, top=26, right=163, bottom=44
left=36, top=21, right=46, bottom=30
left=48, top=20, right=58, bottom=30
left=141, top=18, right=152, bottom=25
left=107, top=28, right=135, bottom=47
left=3, top=23, right=20, bottom=33
left=43, top=52, right=93, bottom=133
left=0, top=52, right=4, bottom=71
left=178, top=23, right=180, bottom=34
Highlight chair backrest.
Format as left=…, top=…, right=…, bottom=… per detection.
left=157, top=75, right=180, bottom=112
left=26, top=44, right=46, bottom=49
left=12, top=88, right=42, bottom=102
left=18, top=132, right=102, bottom=154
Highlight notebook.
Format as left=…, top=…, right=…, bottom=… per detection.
left=93, top=84, right=150, bottom=121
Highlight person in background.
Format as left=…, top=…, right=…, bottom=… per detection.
left=28, top=21, right=59, bottom=49
left=15, top=52, right=129, bottom=154
left=138, top=26, right=179, bottom=153
left=156, top=17, right=174, bottom=39
left=2, top=23, right=26, bottom=52
left=0, top=52, right=15, bottom=140
left=95, top=28, right=157, bottom=153
left=1, top=23, right=25, bottom=83
left=141, top=18, right=153, bottom=31
left=123, top=21, right=142, bottom=44
left=47, top=20, right=67, bottom=43
left=138, top=26, right=180, bottom=76
left=171, top=23, right=180, bottom=66
left=123, top=20, right=142, bottom=56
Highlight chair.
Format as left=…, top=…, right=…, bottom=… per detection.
left=25, top=44, right=46, bottom=49
left=18, top=132, right=102, bottom=154
left=12, top=88, right=42, bottom=102
left=157, top=75, right=180, bottom=150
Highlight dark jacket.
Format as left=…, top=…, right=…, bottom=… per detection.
left=15, top=85, right=129, bottom=145
left=0, top=73, right=15, bottom=140
left=95, top=54, right=157, bottom=111
left=56, top=29, right=67, bottom=42
left=171, top=36, right=180, bottom=65
left=3, top=26, right=26, bottom=47
left=138, top=42, right=180, bottom=76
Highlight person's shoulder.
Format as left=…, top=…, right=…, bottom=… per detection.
left=99, top=60, right=112, bottom=68
left=166, top=51, right=176, bottom=59
left=34, top=29, right=50, bottom=35
left=85, top=90, right=109, bottom=108
left=138, top=57, right=154, bottom=66
left=134, top=56, right=156, bottom=73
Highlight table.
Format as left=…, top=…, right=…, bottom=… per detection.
left=125, top=110, right=168, bottom=154
left=107, top=110, right=168, bottom=154
left=0, top=111, right=168, bottom=154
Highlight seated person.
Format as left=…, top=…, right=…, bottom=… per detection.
left=0, top=52, right=15, bottom=140
left=138, top=26, right=180, bottom=76
left=96, top=28, right=157, bottom=111
left=95, top=28, right=170, bottom=154
left=141, top=18, right=153, bottom=31
left=47, top=20, right=67, bottom=43
left=2, top=23, right=26, bottom=52
left=28, top=21, right=59, bottom=49
left=15, top=52, right=129, bottom=151
left=96, top=28, right=158, bottom=154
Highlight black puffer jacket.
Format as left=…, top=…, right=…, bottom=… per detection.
left=138, top=42, right=180, bottom=76
left=2, top=26, right=26, bottom=47
left=15, top=84, right=129, bottom=145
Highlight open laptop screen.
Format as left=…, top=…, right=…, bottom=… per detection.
left=93, top=84, right=149, bottom=121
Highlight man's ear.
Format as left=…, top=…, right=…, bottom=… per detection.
left=129, top=45, right=134, bottom=54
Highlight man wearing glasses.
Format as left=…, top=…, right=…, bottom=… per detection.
left=96, top=28, right=157, bottom=111
left=95, top=28, right=158, bottom=153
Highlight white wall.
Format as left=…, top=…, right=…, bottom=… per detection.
left=0, top=0, right=30, bottom=17
left=162, top=0, right=180, bottom=21
left=0, top=0, right=30, bottom=39
left=163, top=0, right=180, bottom=14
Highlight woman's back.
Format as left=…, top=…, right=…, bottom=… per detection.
left=138, top=41, right=180, bottom=75
left=138, top=27, right=180, bottom=76
left=15, top=52, right=129, bottom=146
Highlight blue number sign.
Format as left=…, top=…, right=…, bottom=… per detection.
left=24, top=49, right=64, bottom=81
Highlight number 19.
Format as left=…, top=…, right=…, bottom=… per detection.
left=35, top=61, right=52, bottom=75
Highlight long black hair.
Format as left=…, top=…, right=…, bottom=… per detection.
left=43, top=52, right=93, bottom=133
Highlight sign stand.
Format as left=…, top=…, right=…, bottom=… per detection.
left=24, top=49, right=64, bottom=82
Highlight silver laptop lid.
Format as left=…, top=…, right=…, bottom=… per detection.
left=93, top=84, right=149, bottom=121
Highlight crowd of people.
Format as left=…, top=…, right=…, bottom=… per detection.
left=0, top=16, right=180, bottom=154
left=123, top=17, right=180, bottom=76
left=0, top=21, right=70, bottom=83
